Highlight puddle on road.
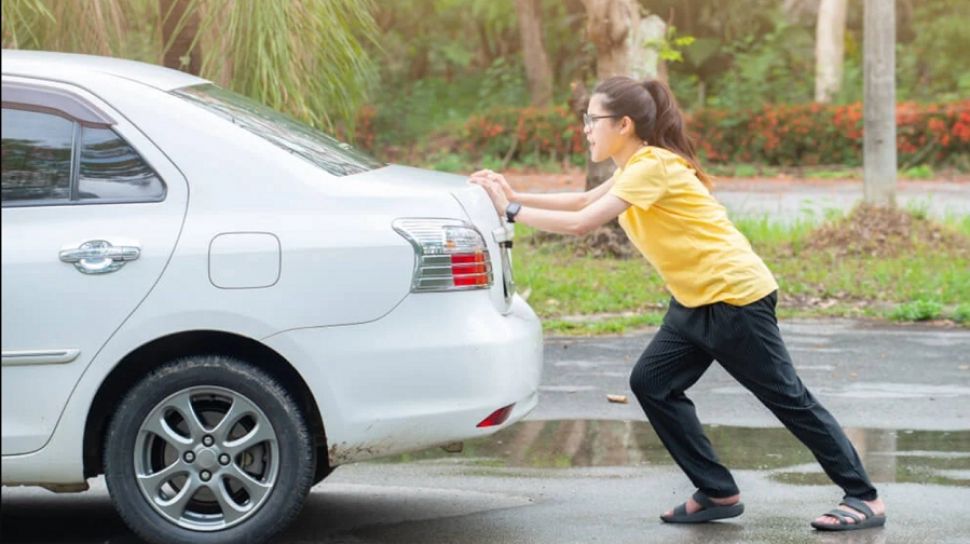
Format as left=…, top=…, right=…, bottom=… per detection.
left=379, top=421, right=970, bottom=487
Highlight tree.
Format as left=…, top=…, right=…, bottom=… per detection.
left=863, top=0, right=896, bottom=205
left=632, top=14, right=668, bottom=82
left=1, top=0, right=126, bottom=55
left=579, top=0, right=671, bottom=190
left=514, top=0, right=553, bottom=106
left=1, top=0, right=378, bottom=133
left=582, top=0, right=640, bottom=79
left=815, top=0, right=847, bottom=103
left=577, top=0, right=641, bottom=190
left=159, top=0, right=201, bottom=74
left=782, top=0, right=817, bottom=23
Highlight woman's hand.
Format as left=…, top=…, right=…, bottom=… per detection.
left=471, top=169, right=518, bottom=201
left=468, top=173, right=511, bottom=217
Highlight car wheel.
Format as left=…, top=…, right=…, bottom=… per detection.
left=104, top=355, right=314, bottom=544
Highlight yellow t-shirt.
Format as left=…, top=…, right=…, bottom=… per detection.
left=609, top=146, right=777, bottom=308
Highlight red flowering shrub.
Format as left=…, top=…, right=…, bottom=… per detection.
left=357, top=100, right=970, bottom=168
left=694, top=100, right=970, bottom=166
left=461, top=105, right=585, bottom=160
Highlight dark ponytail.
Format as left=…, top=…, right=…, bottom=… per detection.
left=594, top=77, right=712, bottom=189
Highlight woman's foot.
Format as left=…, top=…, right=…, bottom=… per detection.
left=663, top=493, right=741, bottom=518
left=660, top=492, right=743, bottom=523
left=812, top=497, right=886, bottom=529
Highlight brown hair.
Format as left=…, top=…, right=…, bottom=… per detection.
left=593, top=76, right=712, bottom=189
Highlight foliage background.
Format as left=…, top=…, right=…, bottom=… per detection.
left=2, top=0, right=969, bottom=167
left=1, top=0, right=379, bottom=133
left=362, top=0, right=970, bottom=169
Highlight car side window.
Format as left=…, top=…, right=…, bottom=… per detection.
left=1, top=103, right=166, bottom=206
left=1, top=108, right=74, bottom=204
left=78, top=126, right=165, bottom=202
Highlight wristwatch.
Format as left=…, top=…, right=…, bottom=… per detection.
left=505, top=202, right=522, bottom=223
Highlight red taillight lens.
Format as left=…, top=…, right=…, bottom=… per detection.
left=476, top=403, right=515, bottom=428
left=451, top=252, right=489, bottom=286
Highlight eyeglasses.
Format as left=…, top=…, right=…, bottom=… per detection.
left=583, top=113, right=622, bottom=128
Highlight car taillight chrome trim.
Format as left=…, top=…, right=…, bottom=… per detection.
left=492, top=223, right=516, bottom=305
left=392, top=218, right=493, bottom=292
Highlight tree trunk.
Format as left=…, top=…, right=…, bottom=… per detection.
left=582, top=0, right=639, bottom=80
left=629, top=14, right=665, bottom=81
left=410, top=45, right=430, bottom=80
left=159, top=0, right=202, bottom=74
left=580, top=0, right=641, bottom=190
left=815, top=0, right=848, bottom=103
left=863, top=0, right=896, bottom=206
left=515, top=0, right=554, bottom=106
left=477, top=21, right=496, bottom=68
left=782, top=0, right=818, bottom=24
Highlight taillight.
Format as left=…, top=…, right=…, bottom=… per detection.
left=393, top=219, right=493, bottom=292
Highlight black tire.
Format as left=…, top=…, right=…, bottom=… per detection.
left=104, top=355, right=315, bottom=544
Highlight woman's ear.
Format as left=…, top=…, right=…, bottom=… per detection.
left=620, top=116, right=635, bottom=137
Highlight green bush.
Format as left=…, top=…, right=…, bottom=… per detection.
left=890, top=299, right=945, bottom=322
left=953, top=304, right=970, bottom=325
left=427, top=152, right=471, bottom=173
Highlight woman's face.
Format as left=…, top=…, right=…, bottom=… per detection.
left=585, top=93, right=627, bottom=163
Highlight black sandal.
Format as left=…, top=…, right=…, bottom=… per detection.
left=811, top=497, right=886, bottom=531
left=660, top=491, right=744, bottom=523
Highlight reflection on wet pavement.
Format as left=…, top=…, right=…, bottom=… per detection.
left=380, top=420, right=970, bottom=487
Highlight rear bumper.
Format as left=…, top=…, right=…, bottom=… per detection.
left=263, top=291, right=543, bottom=465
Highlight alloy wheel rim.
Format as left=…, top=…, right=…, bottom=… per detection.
left=133, top=386, right=280, bottom=531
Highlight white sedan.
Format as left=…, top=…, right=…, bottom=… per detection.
left=1, top=50, right=542, bottom=544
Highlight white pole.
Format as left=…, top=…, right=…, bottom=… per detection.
left=863, top=0, right=897, bottom=206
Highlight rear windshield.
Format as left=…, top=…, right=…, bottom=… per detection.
left=175, top=84, right=382, bottom=176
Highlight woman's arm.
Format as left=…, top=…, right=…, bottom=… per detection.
left=513, top=191, right=587, bottom=211
left=469, top=169, right=615, bottom=212
left=513, top=193, right=630, bottom=236
left=470, top=175, right=631, bottom=236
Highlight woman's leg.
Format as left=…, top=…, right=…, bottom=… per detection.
left=706, top=292, right=878, bottom=501
left=629, top=324, right=738, bottom=498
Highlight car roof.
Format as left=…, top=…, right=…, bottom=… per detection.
left=1, top=50, right=209, bottom=91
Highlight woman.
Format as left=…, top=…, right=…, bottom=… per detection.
left=468, top=76, right=886, bottom=531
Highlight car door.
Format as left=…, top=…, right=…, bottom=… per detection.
left=1, top=78, right=188, bottom=455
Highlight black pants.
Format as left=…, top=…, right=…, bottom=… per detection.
left=629, top=291, right=877, bottom=500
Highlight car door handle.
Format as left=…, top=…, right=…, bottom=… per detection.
left=59, top=240, right=141, bottom=274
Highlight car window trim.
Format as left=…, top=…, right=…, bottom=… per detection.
left=1, top=81, right=116, bottom=126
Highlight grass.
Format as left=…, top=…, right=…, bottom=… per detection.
left=941, top=212, right=970, bottom=237
left=890, top=299, right=945, bottom=322
left=512, top=212, right=970, bottom=335
left=805, top=168, right=860, bottom=180
left=955, top=304, right=970, bottom=325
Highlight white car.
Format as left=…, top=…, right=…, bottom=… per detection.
left=1, top=50, right=542, bottom=544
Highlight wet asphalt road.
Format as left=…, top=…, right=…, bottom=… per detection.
left=3, top=320, right=969, bottom=543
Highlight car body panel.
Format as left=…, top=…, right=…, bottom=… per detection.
left=1, top=76, right=188, bottom=455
